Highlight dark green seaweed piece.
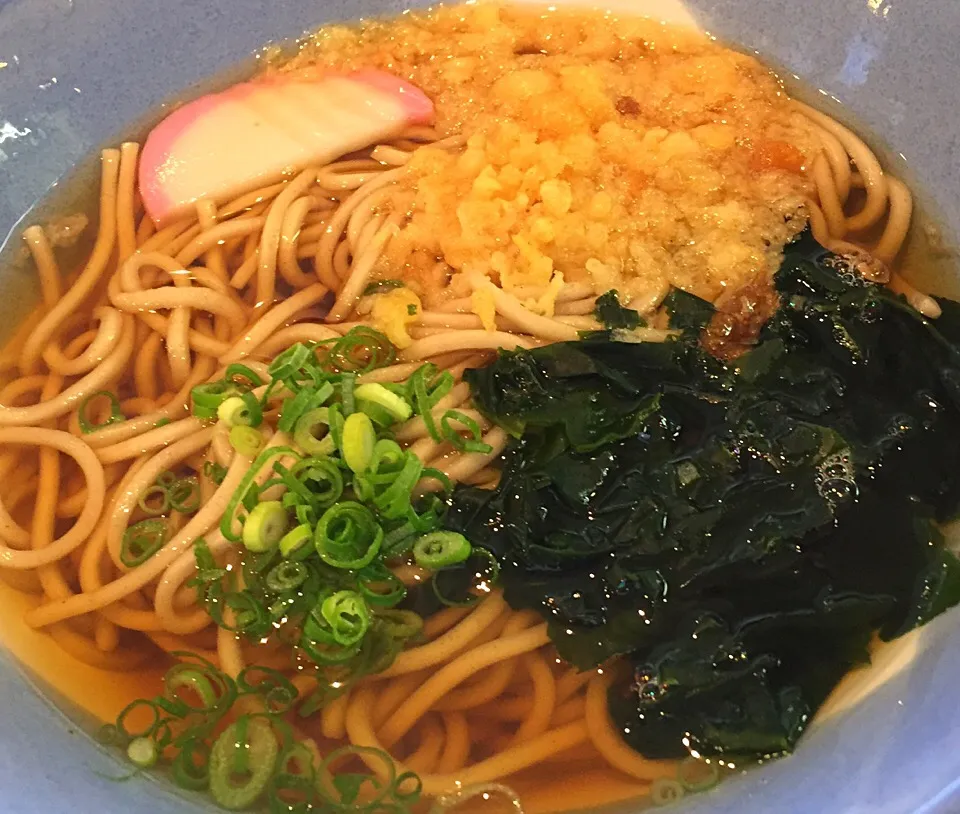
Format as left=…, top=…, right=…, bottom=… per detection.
left=446, top=231, right=960, bottom=762
left=594, top=290, right=646, bottom=330
left=662, top=288, right=715, bottom=333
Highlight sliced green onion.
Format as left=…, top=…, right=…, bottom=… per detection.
left=678, top=757, right=721, bottom=792
left=152, top=721, right=176, bottom=752
left=218, top=396, right=247, bottom=426
left=230, top=425, right=265, bottom=456
left=224, top=591, right=271, bottom=635
left=274, top=457, right=343, bottom=509
left=327, top=404, right=345, bottom=455
left=237, top=666, right=298, bottom=715
left=190, top=539, right=229, bottom=595
left=274, top=357, right=326, bottom=395
left=106, top=636, right=424, bottom=811
left=470, top=546, right=501, bottom=583
left=299, top=631, right=362, bottom=666
left=290, top=457, right=343, bottom=508
left=96, top=723, right=122, bottom=746
left=413, top=531, right=472, bottom=570
left=320, top=590, right=370, bottom=647
left=269, top=596, right=293, bottom=623
left=358, top=563, right=407, bottom=607
left=362, top=279, right=405, bottom=296
left=116, top=698, right=161, bottom=739
left=266, top=561, right=309, bottom=592
left=278, top=383, right=334, bottom=434
left=394, top=772, right=423, bottom=804
left=242, top=501, right=289, bottom=553
left=358, top=400, right=400, bottom=428
left=296, top=688, right=329, bottom=718
left=341, top=372, right=357, bottom=417
left=242, top=482, right=261, bottom=512
left=367, top=440, right=406, bottom=484
left=355, top=382, right=413, bottom=422
left=221, top=446, right=300, bottom=542
left=78, top=390, right=126, bottom=433
left=172, top=737, right=211, bottom=790
left=269, top=342, right=312, bottom=382
left=440, top=409, right=493, bottom=454
left=138, top=485, right=170, bottom=516
left=157, top=471, right=178, bottom=487
left=315, top=502, right=383, bottom=570
left=126, top=736, right=159, bottom=768
left=244, top=549, right=277, bottom=578
left=191, top=381, right=238, bottom=419
left=217, top=392, right=262, bottom=428
left=342, top=412, right=376, bottom=474
left=372, top=452, right=423, bottom=520
left=272, top=462, right=316, bottom=506
left=382, top=522, right=419, bottom=558
left=293, top=408, right=335, bottom=457
left=405, top=492, right=448, bottom=534
left=353, top=474, right=375, bottom=503
left=299, top=609, right=363, bottom=664
left=203, top=460, right=228, bottom=485
left=357, top=629, right=403, bottom=679
left=193, top=537, right=217, bottom=571
left=294, top=503, right=316, bottom=527
left=224, top=363, right=264, bottom=389
left=420, top=467, right=453, bottom=496
left=374, top=609, right=424, bottom=640
left=164, top=668, right=221, bottom=713
left=651, top=778, right=686, bottom=806
left=257, top=378, right=283, bottom=412
left=168, top=476, right=200, bottom=513
left=274, top=740, right=316, bottom=777
left=325, top=326, right=397, bottom=373
left=120, top=519, right=167, bottom=567
left=267, top=768, right=316, bottom=812
left=279, top=524, right=314, bottom=560
left=240, top=391, right=264, bottom=427
left=316, top=746, right=398, bottom=809
left=209, top=717, right=278, bottom=810
left=407, top=364, right=453, bottom=441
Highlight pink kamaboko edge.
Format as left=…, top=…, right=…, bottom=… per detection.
left=139, top=69, right=435, bottom=225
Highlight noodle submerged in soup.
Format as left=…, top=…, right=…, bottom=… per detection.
left=0, top=4, right=958, bottom=813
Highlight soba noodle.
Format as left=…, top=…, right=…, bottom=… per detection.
left=0, top=5, right=931, bottom=812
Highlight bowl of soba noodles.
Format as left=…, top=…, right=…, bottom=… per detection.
left=3, top=0, right=960, bottom=811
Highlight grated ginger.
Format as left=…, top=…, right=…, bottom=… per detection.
left=471, top=288, right=497, bottom=332
left=370, top=288, right=422, bottom=349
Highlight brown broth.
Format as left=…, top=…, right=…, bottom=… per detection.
left=0, top=577, right=166, bottom=724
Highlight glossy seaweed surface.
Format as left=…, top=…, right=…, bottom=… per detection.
left=447, top=234, right=960, bottom=761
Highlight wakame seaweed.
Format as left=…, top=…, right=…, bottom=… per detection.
left=445, top=232, right=960, bottom=762
left=594, top=290, right=646, bottom=330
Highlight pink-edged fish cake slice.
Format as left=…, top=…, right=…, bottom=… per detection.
left=139, top=69, right=434, bottom=225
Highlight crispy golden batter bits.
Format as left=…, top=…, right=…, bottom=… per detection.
left=282, top=3, right=818, bottom=312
